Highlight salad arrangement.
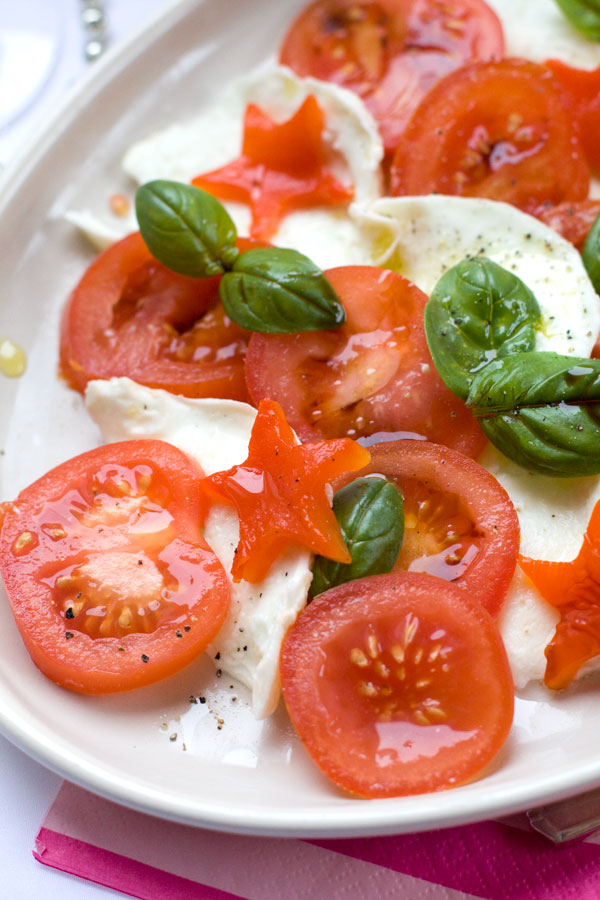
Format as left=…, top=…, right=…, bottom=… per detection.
left=3, top=0, right=600, bottom=803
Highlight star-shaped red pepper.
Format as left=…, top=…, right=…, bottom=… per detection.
left=192, top=95, right=354, bottom=240
left=199, top=398, right=370, bottom=583
left=520, top=499, right=600, bottom=689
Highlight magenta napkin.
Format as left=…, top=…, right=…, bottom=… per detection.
left=34, top=781, right=600, bottom=900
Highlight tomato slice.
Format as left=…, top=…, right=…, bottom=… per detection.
left=334, top=439, right=519, bottom=617
left=389, top=58, right=590, bottom=213
left=0, top=440, right=230, bottom=694
left=280, top=572, right=514, bottom=798
left=192, top=95, right=354, bottom=241
left=520, top=499, right=600, bottom=690
left=545, top=59, right=600, bottom=173
left=59, top=231, right=253, bottom=401
left=244, top=266, right=486, bottom=458
left=198, top=399, right=370, bottom=583
left=279, top=0, right=505, bottom=154
left=536, top=199, right=600, bottom=251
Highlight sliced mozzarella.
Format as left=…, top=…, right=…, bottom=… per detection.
left=487, top=0, right=600, bottom=70
left=85, top=377, right=313, bottom=719
left=70, top=65, right=383, bottom=263
left=359, top=195, right=600, bottom=358
left=358, top=195, right=600, bottom=687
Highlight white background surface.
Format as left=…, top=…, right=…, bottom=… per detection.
left=0, top=3, right=172, bottom=897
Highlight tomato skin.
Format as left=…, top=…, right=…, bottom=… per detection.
left=536, top=200, right=600, bottom=251
left=0, top=440, right=230, bottom=694
left=280, top=572, right=514, bottom=798
left=279, top=0, right=505, bottom=153
left=389, top=58, right=590, bottom=214
left=244, top=266, right=486, bottom=459
left=545, top=59, right=600, bottom=173
left=334, top=440, right=519, bottom=617
left=59, top=232, right=252, bottom=402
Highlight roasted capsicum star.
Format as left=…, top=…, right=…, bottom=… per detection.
left=198, top=398, right=370, bottom=583
left=191, top=94, right=354, bottom=241
left=520, top=499, right=600, bottom=690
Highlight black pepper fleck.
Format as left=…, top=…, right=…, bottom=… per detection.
left=65, top=631, right=74, bottom=640
left=65, top=608, right=74, bottom=619
left=141, top=654, right=149, bottom=663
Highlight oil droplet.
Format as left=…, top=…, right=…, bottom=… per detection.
left=0, top=338, right=26, bottom=378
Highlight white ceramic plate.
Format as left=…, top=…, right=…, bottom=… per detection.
left=1, top=0, right=600, bottom=838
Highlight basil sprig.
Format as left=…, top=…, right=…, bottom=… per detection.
left=425, top=257, right=541, bottom=400
left=135, top=180, right=345, bottom=333
left=220, top=248, right=345, bottom=333
left=309, top=476, right=404, bottom=598
left=582, top=210, right=600, bottom=293
left=553, top=0, right=600, bottom=40
left=467, top=353, right=600, bottom=477
left=135, top=180, right=239, bottom=277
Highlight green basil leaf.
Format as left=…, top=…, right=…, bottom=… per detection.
left=135, top=180, right=239, bottom=277
left=553, top=0, right=600, bottom=39
left=219, top=247, right=346, bottom=333
left=309, top=476, right=404, bottom=598
left=467, top=352, right=600, bottom=476
left=425, top=257, right=541, bottom=400
left=582, top=210, right=600, bottom=292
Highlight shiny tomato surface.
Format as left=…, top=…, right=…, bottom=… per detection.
left=280, top=572, right=514, bottom=797
left=390, top=58, right=590, bottom=213
left=334, top=439, right=520, bottom=617
left=0, top=440, right=230, bottom=693
left=59, top=231, right=252, bottom=401
left=245, top=266, right=486, bottom=458
left=280, top=0, right=504, bottom=152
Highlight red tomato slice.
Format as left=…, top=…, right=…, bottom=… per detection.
left=536, top=199, right=600, bottom=250
left=389, top=58, right=590, bottom=213
left=0, top=440, right=230, bottom=694
left=280, top=572, right=514, bottom=798
left=279, top=0, right=504, bottom=153
left=334, top=439, right=519, bottom=617
left=59, top=232, right=253, bottom=401
left=244, top=266, right=486, bottom=458
left=545, top=59, right=600, bottom=173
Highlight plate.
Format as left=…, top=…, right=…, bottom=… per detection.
left=1, top=0, right=600, bottom=838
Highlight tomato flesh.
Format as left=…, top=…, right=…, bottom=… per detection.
left=0, top=440, right=230, bottom=693
left=390, top=58, right=590, bottom=214
left=545, top=59, right=600, bottom=173
left=536, top=199, right=600, bottom=251
left=192, top=95, right=353, bottom=240
left=280, top=572, right=514, bottom=797
left=59, top=232, right=252, bottom=401
left=279, top=0, right=505, bottom=153
left=334, top=440, right=520, bottom=617
left=245, top=266, right=486, bottom=458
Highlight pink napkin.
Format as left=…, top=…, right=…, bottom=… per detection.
left=33, top=781, right=600, bottom=900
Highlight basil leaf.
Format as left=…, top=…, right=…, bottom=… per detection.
left=425, top=257, right=541, bottom=400
left=309, top=476, right=404, bottom=598
left=135, top=180, right=239, bottom=277
left=219, top=247, right=346, bottom=333
left=467, top=352, right=600, bottom=476
left=553, top=0, right=600, bottom=39
left=582, top=210, right=600, bottom=293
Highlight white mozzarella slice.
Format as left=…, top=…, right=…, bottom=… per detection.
left=85, top=377, right=313, bottom=718
left=358, top=195, right=600, bottom=687
left=70, top=65, right=383, bottom=267
left=359, top=195, right=600, bottom=359
left=487, top=0, right=600, bottom=70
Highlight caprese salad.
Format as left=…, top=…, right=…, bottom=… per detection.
left=3, top=0, right=600, bottom=801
